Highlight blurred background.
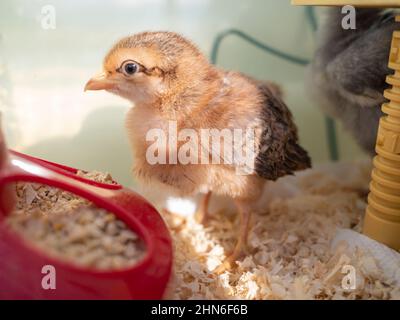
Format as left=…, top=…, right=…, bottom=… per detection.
left=0, top=0, right=367, bottom=187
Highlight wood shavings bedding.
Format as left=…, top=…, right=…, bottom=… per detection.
left=162, top=161, right=400, bottom=300
left=5, top=171, right=145, bottom=270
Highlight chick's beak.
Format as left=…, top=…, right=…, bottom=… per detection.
left=84, top=72, right=116, bottom=91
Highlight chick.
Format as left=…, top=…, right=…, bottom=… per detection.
left=85, top=31, right=311, bottom=270
left=307, top=8, right=398, bottom=155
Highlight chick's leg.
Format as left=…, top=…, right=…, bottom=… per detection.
left=231, top=200, right=252, bottom=257
left=195, top=191, right=212, bottom=224
left=215, top=199, right=252, bottom=273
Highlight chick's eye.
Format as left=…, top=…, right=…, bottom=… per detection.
left=122, top=62, right=138, bottom=76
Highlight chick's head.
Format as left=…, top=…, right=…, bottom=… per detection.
left=85, top=31, right=211, bottom=106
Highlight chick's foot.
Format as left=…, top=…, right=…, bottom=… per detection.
left=214, top=201, right=252, bottom=274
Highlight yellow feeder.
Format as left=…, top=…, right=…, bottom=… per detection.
left=292, top=0, right=400, bottom=251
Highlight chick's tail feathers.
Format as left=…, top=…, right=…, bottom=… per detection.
left=254, top=83, right=311, bottom=181
left=255, top=139, right=311, bottom=181
left=286, top=140, right=312, bottom=172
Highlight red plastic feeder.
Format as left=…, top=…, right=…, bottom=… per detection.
left=0, top=150, right=173, bottom=299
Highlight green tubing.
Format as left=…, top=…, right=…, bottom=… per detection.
left=325, top=117, right=339, bottom=161
left=305, top=6, right=318, bottom=32
left=210, top=29, right=310, bottom=66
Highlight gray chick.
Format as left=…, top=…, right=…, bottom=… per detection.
left=307, top=8, right=398, bottom=155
